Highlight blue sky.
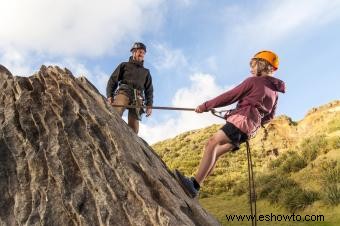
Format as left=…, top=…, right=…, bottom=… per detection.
left=1, top=0, right=340, bottom=143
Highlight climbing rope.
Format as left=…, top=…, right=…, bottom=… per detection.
left=246, top=140, right=257, bottom=226
left=110, top=104, right=196, bottom=111
left=109, top=104, right=231, bottom=118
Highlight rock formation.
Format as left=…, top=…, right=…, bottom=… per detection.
left=0, top=65, right=220, bottom=226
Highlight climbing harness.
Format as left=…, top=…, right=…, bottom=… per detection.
left=115, top=84, right=144, bottom=119
left=246, top=140, right=257, bottom=226
left=132, top=89, right=144, bottom=120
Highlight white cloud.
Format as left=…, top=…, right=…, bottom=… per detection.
left=232, top=0, right=340, bottom=45
left=172, top=73, right=226, bottom=107
left=0, top=49, right=111, bottom=93
left=151, top=43, right=188, bottom=70
left=0, top=47, right=33, bottom=76
left=0, top=0, right=164, bottom=57
left=139, top=73, right=235, bottom=144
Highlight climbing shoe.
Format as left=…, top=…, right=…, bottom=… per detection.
left=174, top=169, right=199, bottom=198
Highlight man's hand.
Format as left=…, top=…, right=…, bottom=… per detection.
left=195, top=105, right=204, bottom=113
left=107, top=97, right=114, bottom=105
left=146, top=106, right=152, bottom=117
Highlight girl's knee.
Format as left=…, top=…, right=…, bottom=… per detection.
left=205, top=137, right=218, bottom=150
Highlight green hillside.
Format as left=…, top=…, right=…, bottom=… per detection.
left=152, top=100, right=340, bottom=225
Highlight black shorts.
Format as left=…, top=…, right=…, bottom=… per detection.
left=220, top=122, right=248, bottom=151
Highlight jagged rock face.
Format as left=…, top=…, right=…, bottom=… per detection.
left=0, top=65, right=220, bottom=226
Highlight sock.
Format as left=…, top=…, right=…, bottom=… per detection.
left=191, top=177, right=200, bottom=191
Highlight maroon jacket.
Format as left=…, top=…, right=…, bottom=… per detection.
left=199, top=76, right=285, bottom=137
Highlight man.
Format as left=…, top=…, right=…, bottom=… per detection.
left=174, top=50, right=285, bottom=198
left=106, top=42, right=153, bottom=134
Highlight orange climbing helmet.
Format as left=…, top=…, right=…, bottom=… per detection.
left=253, top=50, right=279, bottom=70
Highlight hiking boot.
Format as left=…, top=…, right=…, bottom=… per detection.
left=174, top=169, right=199, bottom=198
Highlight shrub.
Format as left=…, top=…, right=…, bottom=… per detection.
left=199, top=192, right=209, bottom=198
left=256, top=173, right=297, bottom=201
left=255, top=172, right=319, bottom=212
left=268, top=155, right=286, bottom=169
left=232, top=182, right=248, bottom=196
left=281, top=187, right=319, bottom=212
left=300, top=135, right=328, bottom=161
left=280, top=153, right=307, bottom=173
left=268, top=151, right=307, bottom=173
left=320, top=161, right=340, bottom=205
left=203, top=176, right=235, bottom=195
left=323, top=184, right=340, bottom=205
left=327, top=117, right=340, bottom=133
left=321, top=161, right=339, bottom=182
left=328, top=136, right=340, bottom=149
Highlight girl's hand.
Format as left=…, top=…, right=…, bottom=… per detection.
left=195, top=106, right=204, bottom=113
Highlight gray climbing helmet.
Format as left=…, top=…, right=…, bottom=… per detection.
left=130, top=42, right=146, bottom=52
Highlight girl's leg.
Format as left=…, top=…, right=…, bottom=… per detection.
left=194, top=130, right=235, bottom=184
left=205, top=142, right=234, bottom=178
